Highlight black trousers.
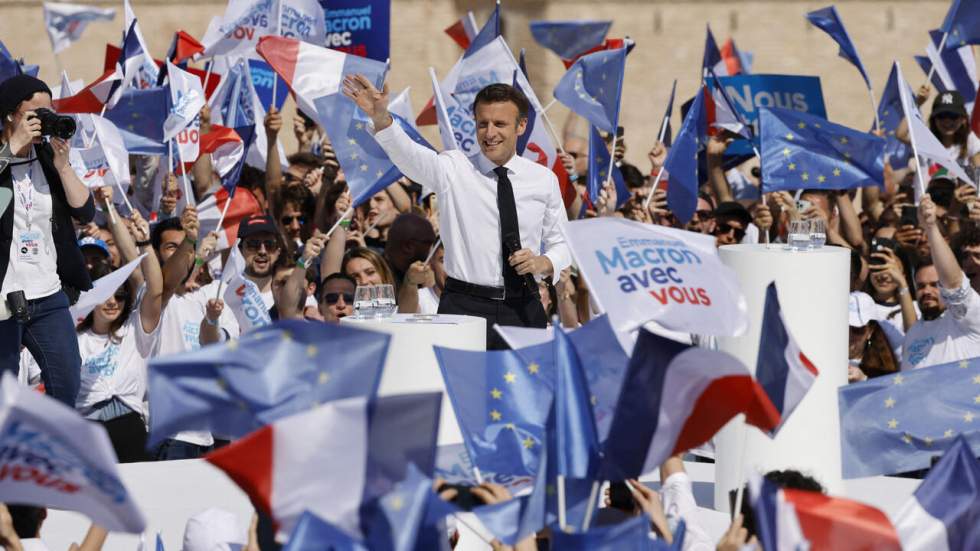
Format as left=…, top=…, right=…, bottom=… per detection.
left=438, top=288, right=547, bottom=349
left=99, top=412, right=148, bottom=463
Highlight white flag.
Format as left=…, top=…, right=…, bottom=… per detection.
left=565, top=217, right=748, bottom=337
left=221, top=246, right=272, bottom=333
left=895, top=61, right=972, bottom=190
left=69, top=254, right=146, bottom=324
left=42, top=2, right=115, bottom=54
left=203, top=0, right=325, bottom=58
left=0, top=371, right=146, bottom=532
left=165, top=60, right=205, bottom=166
left=123, top=0, right=159, bottom=89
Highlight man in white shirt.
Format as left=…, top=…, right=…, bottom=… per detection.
left=343, top=76, right=571, bottom=348
left=901, top=195, right=980, bottom=370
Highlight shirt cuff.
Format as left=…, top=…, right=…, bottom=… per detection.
left=940, top=272, right=977, bottom=320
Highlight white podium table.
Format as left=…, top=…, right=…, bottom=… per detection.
left=341, top=313, right=486, bottom=445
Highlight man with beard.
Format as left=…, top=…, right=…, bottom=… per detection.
left=901, top=195, right=980, bottom=370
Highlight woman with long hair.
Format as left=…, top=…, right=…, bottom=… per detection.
left=342, top=246, right=397, bottom=287
left=926, top=91, right=980, bottom=168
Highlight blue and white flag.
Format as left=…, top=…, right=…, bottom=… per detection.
left=806, top=5, right=871, bottom=89
left=529, top=20, right=611, bottom=60
left=42, top=2, right=115, bottom=54
left=920, top=29, right=978, bottom=115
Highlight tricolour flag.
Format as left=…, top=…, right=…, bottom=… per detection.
left=892, top=435, right=980, bottom=551
left=197, top=185, right=263, bottom=250
left=0, top=371, right=145, bottom=532
left=443, top=12, right=478, bottom=50
left=702, top=25, right=726, bottom=76
left=601, top=328, right=778, bottom=479
left=123, top=0, right=159, bottom=89
left=42, top=2, right=115, bottom=54
left=755, top=282, right=818, bottom=435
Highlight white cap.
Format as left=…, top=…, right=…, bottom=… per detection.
left=182, top=508, right=246, bottom=551
left=848, top=292, right=880, bottom=327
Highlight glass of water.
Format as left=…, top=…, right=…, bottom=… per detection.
left=375, top=284, right=397, bottom=319
left=353, top=285, right=375, bottom=319
left=808, top=218, right=827, bottom=249
left=785, top=219, right=810, bottom=251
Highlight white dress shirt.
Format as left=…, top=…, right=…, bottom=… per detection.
left=374, top=121, right=571, bottom=288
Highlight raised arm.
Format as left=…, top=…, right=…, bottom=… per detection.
left=96, top=187, right=144, bottom=288
left=920, top=195, right=962, bottom=289
left=265, top=107, right=284, bottom=198
left=705, top=135, right=734, bottom=204
left=130, top=211, right=163, bottom=333
left=192, top=104, right=215, bottom=199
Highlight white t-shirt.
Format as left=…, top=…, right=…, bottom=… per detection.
left=902, top=274, right=980, bottom=370
left=945, top=132, right=980, bottom=163
left=158, top=280, right=238, bottom=446
left=418, top=287, right=440, bottom=315
left=660, top=472, right=715, bottom=551
left=1, top=147, right=61, bottom=300
left=76, top=299, right=160, bottom=419
left=872, top=300, right=921, bottom=355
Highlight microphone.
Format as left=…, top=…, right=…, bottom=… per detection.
left=504, top=233, right=537, bottom=292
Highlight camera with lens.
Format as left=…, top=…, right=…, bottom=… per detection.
left=31, top=108, right=76, bottom=140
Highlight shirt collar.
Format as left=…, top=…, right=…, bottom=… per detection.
left=471, top=150, right=521, bottom=177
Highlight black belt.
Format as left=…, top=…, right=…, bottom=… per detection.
left=445, top=277, right=537, bottom=301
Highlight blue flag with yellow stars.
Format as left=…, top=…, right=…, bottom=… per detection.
left=839, top=356, right=980, bottom=478
left=806, top=5, right=871, bottom=89
left=553, top=324, right=601, bottom=479
left=940, top=0, right=980, bottom=50
left=147, top=319, right=391, bottom=446
left=529, top=20, right=612, bottom=60
left=587, top=125, right=627, bottom=206
left=553, top=46, right=627, bottom=134
left=434, top=341, right=554, bottom=478
left=876, top=63, right=914, bottom=170
left=759, top=106, right=885, bottom=193
left=104, top=86, right=168, bottom=155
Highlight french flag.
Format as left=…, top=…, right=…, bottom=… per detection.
left=600, top=328, right=780, bottom=479
left=892, top=435, right=980, bottom=551
left=749, top=474, right=901, bottom=551
left=754, top=282, right=818, bottom=435
left=704, top=69, right=752, bottom=139
left=444, top=11, right=478, bottom=50
left=197, top=186, right=262, bottom=250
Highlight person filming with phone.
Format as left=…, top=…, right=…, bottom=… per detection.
left=0, top=74, right=95, bottom=407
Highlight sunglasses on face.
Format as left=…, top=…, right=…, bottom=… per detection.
left=713, top=222, right=746, bottom=241
left=322, top=292, right=354, bottom=305
left=281, top=215, right=306, bottom=226
left=934, top=113, right=962, bottom=121
left=693, top=210, right=714, bottom=220
left=244, top=239, right=280, bottom=252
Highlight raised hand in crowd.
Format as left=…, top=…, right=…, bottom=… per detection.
left=293, top=114, right=316, bottom=151
left=914, top=84, right=931, bottom=107
left=342, top=74, right=390, bottom=128
left=716, top=514, right=754, bottom=551
left=0, top=504, right=20, bottom=551
left=199, top=103, right=212, bottom=134
left=648, top=141, right=667, bottom=173
left=159, top=173, right=180, bottom=216
left=626, top=479, right=673, bottom=543
left=751, top=198, right=773, bottom=234
left=594, top=180, right=617, bottom=217
left=870, top=247, right=917, bottom=331
left=264, top=107, right=283, bottom=139
left=559, top=151, right=577, bottom=179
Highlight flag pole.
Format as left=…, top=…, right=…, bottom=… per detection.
left=580, top=480, right=600, bottom=531
left=604, top=131, right=619, bottom=196
left=115, top=179, right=135, bottom=213
left=924, top=32, right=949, bottom=86
left=557, top=474, right=568, bottom=532
left=212, top=195, right=234, bottom=237
left=424, top=237, right=442, bottom=265
left=897, top=62, right=930, bottom=201
left=867, top=85, right=881, bottom=134
left=271, top=0, right=283, bottom=110
left=325, top=207, right=354, bottom=238
left=173, top=139, right=195, bottom=206
left=730, top=414, right=750, bottom=518
left=537, top=104, right=569, bottom=156
left=201, top=60, right=214, bottom=97
left=214, top=238, right=240, bottom=300
left=542, top=98, right=557, bottom=112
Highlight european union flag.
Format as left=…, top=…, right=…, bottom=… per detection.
left=284, top=511, right=364, bottom=551
left=587, top=125, right=626, bottom=206
left=551, top=514, right=676, bottom=550
left=104, top=87, right=168, bottom=155
left=434, top=342, right=554, bottom=478
left=839, top=357, right=980, bottom=478
left=565, top=315, right=630, bottom=443
left=553, top=46, right=627, bottom=134
left=362, top=463, right=438, bottom=551
left=876, top=63, right=914, bottom=170
left=529, top=20, right=612, bottom=60
left=553, top=324, right=600, bottom=478
left=806, top=5, right=871, bottom=89
left=759, top=106, right=885, bottom=193
left=940, top=0, right=980, bottom=50
left=147, top=319, right=390, bottom=446
left=664, top=88, right=707, bottom=225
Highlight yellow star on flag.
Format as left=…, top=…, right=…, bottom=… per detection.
left=884, top=397, right=895, bottom=408
left=945, top=429, right=955, bottom=438
left=814, top=123, right=821, bottom=128
left=965, top=412, right=976, bottom=423
left=355, top=122, right=364, bottom=130
left=306, top=345, right=317, bottom=358
left=347, top=138, right=357, bottom=145
left=350, top=152, right=359, bottom=160
left=801, top=172, right=810, bottom=182
left=491, top=388, right=502, bottom=399
left=817, top=175, right=826, bottom=183
left=924, top=436, right=933, bottom=446
left=528, top=363, right=540, bottom=374
left=797, top=122, right=806, bottom=129
left=226, top=340, right=239, bottom=351
left=974, top=394, right=980, bottom=404
left=522, top=437, right=535, bottom=449
left=318, top=372, right=330, bottom=385
left=360, top=164, right=368, bottom=171
left=490, top=409, right=502, bottom=421
left=388, top=495, right=404, bottom=511
left=887, top=418, right=898, bottom=429
left=833, top=168, right=841, bottom=176
left=788, top=163, right=796, bottom=171
left=505, top=423, right=516, bottom=430
left=840, top=137, right=849, bottom=145
left=902, top=434, right=912, bottom=445
left=785, top=133, right=794, bottom=141
left=960, top=360, right=969, bottom=369
left=376, top=170, right=384, bottom=178
left=783, top=148, right=791, bottom=157
left=973, top=375, right=980, bottom=384
left=893, top=374, right=905, bottom=385
left=504, top=372, right=517, bottom=384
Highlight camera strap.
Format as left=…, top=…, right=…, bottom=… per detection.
left=11, top=153, right=36, bottom=230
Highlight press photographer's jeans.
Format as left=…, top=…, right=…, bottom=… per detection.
left=0, top=290, right=81, bottom=407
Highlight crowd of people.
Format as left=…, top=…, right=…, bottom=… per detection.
left=0, top=8, right=979, bottom=548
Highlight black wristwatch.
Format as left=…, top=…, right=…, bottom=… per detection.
left=135, top=239, right=151, bottom=248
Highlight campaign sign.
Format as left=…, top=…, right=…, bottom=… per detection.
left=320, top=0, right=390, bottom=61
left=707, top=74, right=827, bottom=155
left=71, top=147, right=113, bottom=189
left=566, top=217, right=748, bottom=337
left=0, top=372, right=146, bottom=532
left=247, top=59, right=288, bottom=112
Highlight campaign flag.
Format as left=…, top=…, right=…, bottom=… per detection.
left=430, top=67, right=458, bottom=151
left=877, top=63, right=914, bottom=169
left=552, top=325, right=600, bottom=478
left=601, top=328, right=779, bottom=480
left=147, top=319, right=390, bottom=445
left=0, top=371, right=145, bottom=532
left=123, top=0, right=159, bottom=89
left=204, top=0, right=326, bottom=58
left=755, top=282, right=818, bottom=435
left=720, top=38, right=751, bottom=76
left=163, top=61, right=205, bottom=143
left=922, top=29, right=978, bottom=114
left=586, top=125, right=626, bottom=206
left=103, top=86, right=168, bottom=155
left=247, top=59, right=289, bottom=112
left=444, top=12, right=478, bottom=50
left=101, top=43, right=222, bottom=100
left=512, top=66, right=536, bottom=156
left=749, top=474, right=901, bottom=551
left=553, top=46, right=627, bottom=134
left=69, top=255, right=145, bottom=324
left=529, top=21, right=612, bottom=60
left=806, top=6, right=871, bottom=89
left=839, top=356, right=980, bottom=478
left=197, top=186, right=263, bottom=249
left=939, top=0, right=980, bottom=50
left=702, top=25, right=725, bottom=76
left=565, top=216, right=747, bottom=337
left=220, top=245, right=272, bottom=333
left=42, top=2, right=115, bottom=54
left=321, top=0, right=391, bottom=61
left=664, top=87, right=707, bottom=224
left=208, top=392, right=441, bottom=540
left=759, top=106, right=886, bottom=192
left=69, top=115, right=132, bottom=195
left=892, top=436, right=980, bottom=551
left=434, top=342, right=554, bottom=478
left=895, top=61, right=973, bottom=186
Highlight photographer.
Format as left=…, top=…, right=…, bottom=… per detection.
left=0, top=75, right=94, bottom=407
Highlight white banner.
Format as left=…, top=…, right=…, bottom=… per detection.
left=204, top=0, right=325, bottom=58
left=566, top=217, right=748, bottom=337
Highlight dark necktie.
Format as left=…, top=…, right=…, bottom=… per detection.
left=493, top=166, right=525, bottom=293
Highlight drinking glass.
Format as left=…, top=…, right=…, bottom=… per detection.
left=785, top=219, right=810, bottom=251
left=808, top=218, right=827, bottom=250
left=353, top=285, right=375, bottom=319
left=375, top=284, right=397, bottom=319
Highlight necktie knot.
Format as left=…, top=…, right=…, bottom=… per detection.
left=493, top=166, right=508, bottom=179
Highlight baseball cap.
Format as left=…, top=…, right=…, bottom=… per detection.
left=848, top=291, right=880, bottom=327
left=237, top=214, right=277, bottom=240
left=77, top=236, right=110, bottom=257
left=182, top=508, right=246, bottom=551
left=930, top=91, right=968, bottom=119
